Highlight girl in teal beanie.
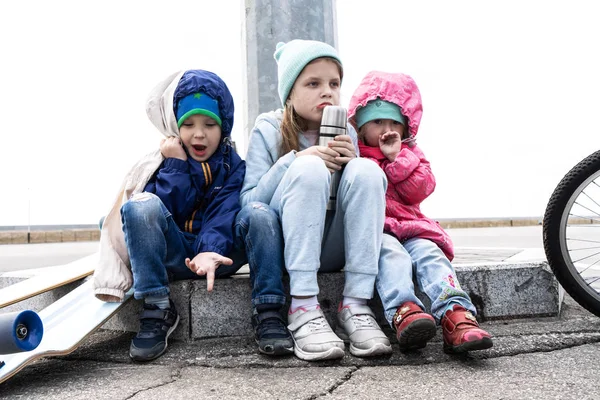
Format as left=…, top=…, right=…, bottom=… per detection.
left=241, top=39, right=392, bottom=361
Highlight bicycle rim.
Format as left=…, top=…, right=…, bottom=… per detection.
left=558, top=168, right=600, bottom=303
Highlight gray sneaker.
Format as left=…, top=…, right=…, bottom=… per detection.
left=287, top=307, right=345, bottom=361
left=337, top=304, right=392, bottom=357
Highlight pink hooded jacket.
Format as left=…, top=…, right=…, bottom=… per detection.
left=348, top=71, right=454, bottom=260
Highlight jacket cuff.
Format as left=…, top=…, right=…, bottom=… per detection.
left=394, top=147, right=420, bottom=165
left=197, top=244, right=226, bottom=256
left=94, top=288, right=125, bottom=303
left=163, top=157, right=189, bottom=172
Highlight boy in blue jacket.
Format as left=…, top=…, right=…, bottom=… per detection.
left=117, top=70, right=291, bottom=362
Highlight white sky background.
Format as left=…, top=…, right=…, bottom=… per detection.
left=1, top=0, right=599, bottom=226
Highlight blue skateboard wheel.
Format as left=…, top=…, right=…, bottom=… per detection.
left=0, top=311, right=43, bottom=354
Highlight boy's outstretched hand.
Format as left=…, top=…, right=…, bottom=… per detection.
left=185, top=252, right=233, bottom=291
left=379, top=131, right=402, bottom=162
left=161, top=136, right=187, bottom=161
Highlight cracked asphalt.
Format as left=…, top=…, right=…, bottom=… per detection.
left=2, top=295, right=600, bottom=399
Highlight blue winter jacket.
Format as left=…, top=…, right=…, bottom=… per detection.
left=144, top=70, right=245, bottom=257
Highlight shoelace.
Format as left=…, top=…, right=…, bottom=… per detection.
left=138, top=318, right=163, bottom=338
left=258, top=317, right=287, bottom=336
left=350, top=314, right=377, bottom=329
left=306, top=316, right=330, bottom=333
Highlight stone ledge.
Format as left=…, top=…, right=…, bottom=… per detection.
left=1, top=261, right=560, bottom=340
left=0, top=230, right=101, bottom=245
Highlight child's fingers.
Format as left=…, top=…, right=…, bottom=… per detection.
left=206, top=268, right=215, bottom=292
left=319, top=149, right=340, bottom=161
left=318, top=146, right=340, bottom=158
left=335, top=155, right=354, bottom=165
left=330, top=145, right=355, bottom=158
left=324, top=160, right=342, bottom=172
left=328, top=141, right=356, bottom=159
left=317, top=147, right=341, bottom=166
left=219, top=256, right=233, bottom=266
left=333, top=135, right=352, bottom=143
left=384, top=131, right=400, bottom=140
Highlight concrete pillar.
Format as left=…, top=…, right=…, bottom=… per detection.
left=242, top=0, right=338, bottom=151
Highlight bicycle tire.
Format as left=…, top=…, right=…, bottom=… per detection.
left=543, top=150, right=600, bottom=317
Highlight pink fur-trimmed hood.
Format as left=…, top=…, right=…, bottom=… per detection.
left=348, top=71, right=423, bottom=141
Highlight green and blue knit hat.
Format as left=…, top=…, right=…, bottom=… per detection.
left=176, top=92, right=222, bottom=128
left=273, top=39, right=343, bottom=106
left=355, top=99, right=406, bottom=129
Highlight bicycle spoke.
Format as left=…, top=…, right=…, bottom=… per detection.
left=567, top=238, right=600, bottom=244
left=586, top=276, right=600, bottom=286
left=576, top=258, right=600, bottom=275
left=571, top=204, right=600, bottom=220
left=572, top=249, right=600, bottom=264
left=581, top=191, right=600, bottom=213
left=568, top=246, right=600, bottom=251
left=568, top=212, right=600, bottom=224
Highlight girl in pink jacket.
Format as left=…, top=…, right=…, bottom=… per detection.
left=348, top=71, right=492, bottom=353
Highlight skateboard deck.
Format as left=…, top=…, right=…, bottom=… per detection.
left=0, top=253, right=97, bottom=308
left=0, top=279, right=131, bottom=384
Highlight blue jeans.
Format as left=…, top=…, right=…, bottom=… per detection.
left=270, top=156, right=387, bottom=299
left=121, top=193, right=286, bottom=309
left=236, top=202, right=287, bottom=310
left=376, top=234, right=476, bottom=326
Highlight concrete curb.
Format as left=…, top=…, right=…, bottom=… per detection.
left=1, top=260, right=560, bottom=340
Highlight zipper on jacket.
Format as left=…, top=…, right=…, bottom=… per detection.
left=185, top=162, right=212, bottom=233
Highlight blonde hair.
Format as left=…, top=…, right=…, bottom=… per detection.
left=279, top=57, right=343, bottom=156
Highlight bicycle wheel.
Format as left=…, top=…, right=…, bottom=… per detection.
left=543, top=150, right=600, bottom=317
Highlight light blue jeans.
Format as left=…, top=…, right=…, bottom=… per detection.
left=376, top=234, right=476, bottom=326
left=270, top=156, right=387, bottom=299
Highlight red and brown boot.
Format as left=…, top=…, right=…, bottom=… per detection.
left=392, top=302, right=436, bottom=351
left=441, top=305, right=493, bottom=353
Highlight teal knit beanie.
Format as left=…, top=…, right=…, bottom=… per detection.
left=273, top=39, right=343, bottom=106
left=355, top=99, right=406, bottom=128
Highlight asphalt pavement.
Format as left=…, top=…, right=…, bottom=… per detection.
left=1, top=295, right=599, bottom=399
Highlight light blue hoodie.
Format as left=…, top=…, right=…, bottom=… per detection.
left=240, top=110, right=359, bottom=207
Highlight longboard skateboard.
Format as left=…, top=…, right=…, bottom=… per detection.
left=0, top=279, right=131, bottom=384
left=0, top=253, right=97, bottom=308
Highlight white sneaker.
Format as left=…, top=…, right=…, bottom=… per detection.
left=287, top=307, right=345, bottom=361
left=337, top=304, right=393, bottom=357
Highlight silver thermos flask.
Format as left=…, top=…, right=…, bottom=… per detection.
left=318, top=106, right=347, bottom=211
